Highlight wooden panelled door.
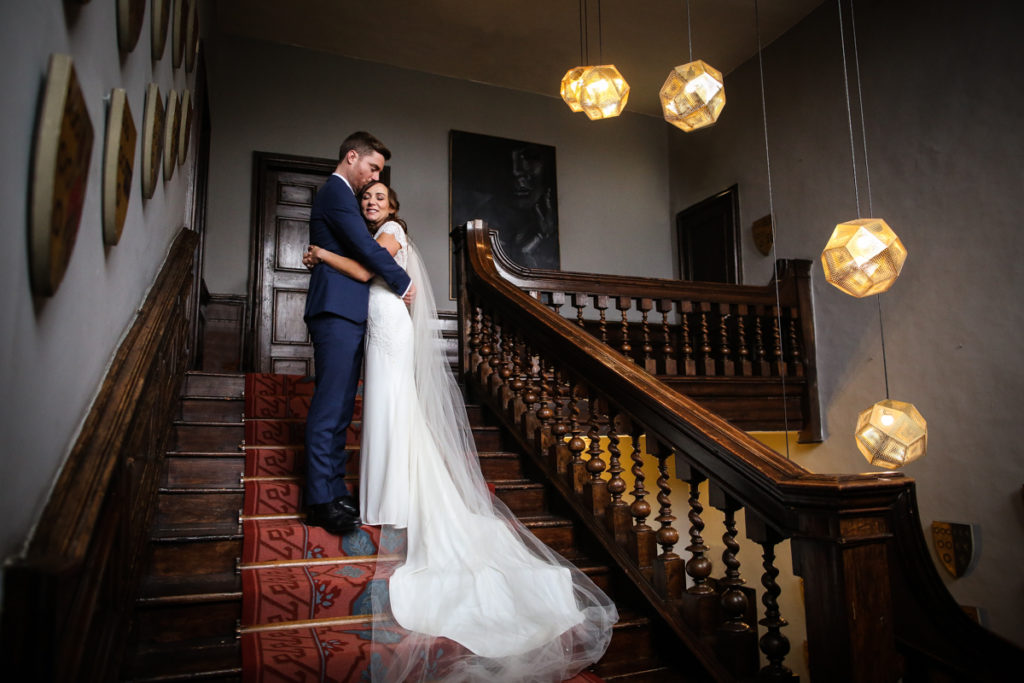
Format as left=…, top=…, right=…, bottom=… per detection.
left=249, top=152, right=336, bottom=374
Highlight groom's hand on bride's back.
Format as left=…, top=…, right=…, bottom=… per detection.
left=403, top=283, right=416, bottom=305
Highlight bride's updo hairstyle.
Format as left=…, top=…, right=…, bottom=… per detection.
left=360, top=180, right=408, bottom=233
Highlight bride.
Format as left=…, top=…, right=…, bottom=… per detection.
left=304, top=180, right=616, bottom=682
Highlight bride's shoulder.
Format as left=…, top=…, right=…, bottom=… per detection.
left=377, top=221, right=407, bottom=241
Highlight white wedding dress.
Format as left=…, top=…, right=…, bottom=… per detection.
left=359, top=221, right=616, bottom=682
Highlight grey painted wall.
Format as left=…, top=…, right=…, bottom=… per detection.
left=202, top=35, right=674, bottom=310
left=0, top=3, right=203, bottom=583
left=669, top=0, right=1024, bottom=646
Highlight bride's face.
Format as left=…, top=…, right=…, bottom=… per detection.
left=361, top=183, right=390, bottom=226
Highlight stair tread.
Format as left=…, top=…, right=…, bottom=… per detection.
left=152, top=521, right=241, bottom=541
left=123, top=635, right=240, bottom=682
left=139, top=572, right=241, bottom=600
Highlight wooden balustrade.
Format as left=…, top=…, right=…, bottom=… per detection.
left=454, top=221, right=1022, bottom=683
left=494, top=228, right=822, bottom=442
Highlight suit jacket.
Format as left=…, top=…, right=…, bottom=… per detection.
left=304, top=175, right=412, bottom=323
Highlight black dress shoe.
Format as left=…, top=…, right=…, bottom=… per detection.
left=306, top=501, right=361, bottom=534
left=332, top=495, right=359, bottom=518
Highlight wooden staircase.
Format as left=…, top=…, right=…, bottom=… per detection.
left=120, top=370, right=697, bottom=681
left=122, top=371, right=245, bottom=682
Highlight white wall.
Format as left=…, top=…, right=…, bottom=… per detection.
left=669, top=0, right=1024, bottom=647
left=0, top=3, right=202, bottom=577
left=202, top=35, right=673, bottom=310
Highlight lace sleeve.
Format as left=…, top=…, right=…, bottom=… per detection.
left=375, top=221, right=408, bottom=269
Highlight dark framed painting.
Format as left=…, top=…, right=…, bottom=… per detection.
left=449, top=130, right=560, bottom=295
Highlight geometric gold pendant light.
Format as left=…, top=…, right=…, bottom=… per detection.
left=660, top=59, right=725, bottom=132
left=855, top=399, right=927, bottom=469
left=821, top=217, right=907, bottom=297
left=560, top=0, right=629, bottom=120
left=660, top=1, right=725, bottom=132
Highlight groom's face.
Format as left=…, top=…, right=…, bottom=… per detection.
left=349, top=150, right=386, bottom=191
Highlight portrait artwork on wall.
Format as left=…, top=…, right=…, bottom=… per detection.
left=141, top=82, right=164, bottom=198
left=449, top=130, right=560, bottom=280
left=102, top=88, right=137, bottom=246
left=29, top=54, right=94, bottom=297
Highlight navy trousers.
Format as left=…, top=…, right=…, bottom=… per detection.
left=305, top=313, right=365, bottom=506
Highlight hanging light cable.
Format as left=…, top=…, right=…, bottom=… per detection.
left=577, top=0, right=629, bottom=120
left=753, top=0, right=791, bottom=460
left=560, top=0, right=588, bottom=112
left=823, top=0, right=927, bottom=469
left=660, top=0, right=726, bottom=132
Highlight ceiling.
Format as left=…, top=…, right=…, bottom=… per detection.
left=213, top=0, right=824, bottom=118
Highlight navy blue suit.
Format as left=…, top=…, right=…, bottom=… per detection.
left=304, top=174, right=411, bottom=506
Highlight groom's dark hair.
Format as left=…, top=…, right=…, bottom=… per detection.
left=339, top=131, right=391, bottom=162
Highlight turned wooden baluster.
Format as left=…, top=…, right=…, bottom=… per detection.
left=534, top=357, right=556, bottom=452
left=583, top=394, right=610, bottom=516
left=477, top=309, right=496, bottom=384
left=604, top=411, right=631, bottom=544
left=698, top=302, right=716, bottom=375
left=492, top=320, right=515, bottom=400
left=788, top=307, right=804, bottom=378
left=571, top=292, right=588, bottom=328
left=520, top=347, right=542, bottom=434
left=771, top=305, right=788, bottom=377
left=676, top=461, right=717, bottom=638
left=547, top=291, right=565, bottom=316
left=507, top=331, right=527, bottom=414
left=657, top=298, right=677, bottom=375
left=736, top=304, right=753, bottom=377
left=628, top=423, right=657, bottom=577
left=652, top=439, right=684, bottom=599
left=593, top=294, right=610, bottom=345
left=616, top=296, right=633, bottom=361
left=718, top=302, right=735, bottom=376
left=679, top=301, right=697, bottom=376
left=469, top=304, right=483, bottom=374
left=709, top=485, right=758, bottom=678
left=638, top=298, right=656, bottom=374
left=549, top=367, right=572, bottom=475
left=746, top=515, right=796, bottom=683
left=566, top=383, right=588, bottom=495
left=754, top=305, right=771, bottom=377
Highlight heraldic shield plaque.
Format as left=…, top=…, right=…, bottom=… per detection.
left=931, top=521, right=975, bottom=578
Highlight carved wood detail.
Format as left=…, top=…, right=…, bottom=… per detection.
left=3, top=228, right=200, bottom=682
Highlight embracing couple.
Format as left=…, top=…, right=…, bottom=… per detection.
left=300, top=131, right=615, bottom=682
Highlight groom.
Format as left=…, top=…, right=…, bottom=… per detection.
left=304, top=131, right=413, bottom=534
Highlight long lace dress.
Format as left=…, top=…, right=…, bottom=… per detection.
left=359, top=221, right=617, bottom=682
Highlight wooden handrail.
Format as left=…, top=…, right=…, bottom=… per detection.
left=485, top=230, right=823, bottom=442
left=455, top=220, right=1023, bottom=682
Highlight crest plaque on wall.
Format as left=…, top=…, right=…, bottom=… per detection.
left=152, top=0, right=170, bottom=61
left=171, top=0, right=189, bottom=69
left=102, top=88, right=137, bottom=245
left=117, top=0, right=147, bottom=53
left=163, top=89, right=180, bottom=181
left=178, top=89, right=192, bottom=166
left=141, top=83, right=164, bottom=198
left=184, top=0, right=199, bottom=73
left=931, top=521, right=975, bottom=578
left=29, top=54, right=94, bottom=297
left=752, top=214, right=773, bottom=256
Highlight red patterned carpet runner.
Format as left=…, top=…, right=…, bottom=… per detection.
left=240, top=373, right=604, bottom=682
